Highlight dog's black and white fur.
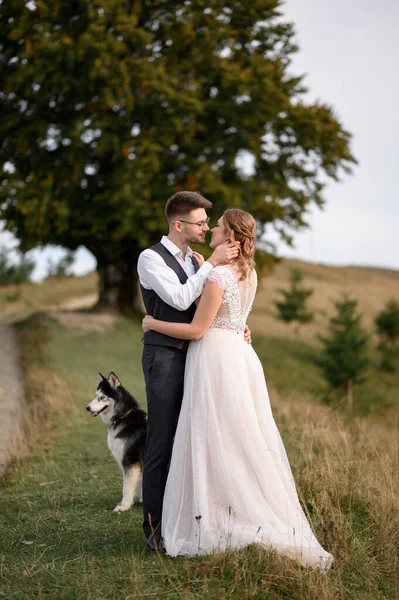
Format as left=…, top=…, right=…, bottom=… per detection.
left=86, top=372, right=147, bottom=512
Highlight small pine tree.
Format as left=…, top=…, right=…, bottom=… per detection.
left=274, top=269, right=314, bottom=334
left=318, top=296, right=370, bottom=410
left=375, top=299, right=399, bottom=372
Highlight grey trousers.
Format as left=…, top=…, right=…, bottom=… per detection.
left=141, top=344, right=187, bottom=539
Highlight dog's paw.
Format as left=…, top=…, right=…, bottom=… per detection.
left=113, top=503, right=132, bottom=513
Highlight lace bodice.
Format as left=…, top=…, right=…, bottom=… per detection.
left=207, top=266, right=257, bottom=333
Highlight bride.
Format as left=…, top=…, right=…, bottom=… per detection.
left=142, top=209, right=333, bottom=570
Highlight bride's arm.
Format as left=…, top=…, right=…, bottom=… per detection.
left=142, top=280, right=224, bottom=340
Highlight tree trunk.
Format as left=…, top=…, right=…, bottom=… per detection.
left=347, top=378, right=353, bottom=411
left=93, top=246, right=143, bottom=316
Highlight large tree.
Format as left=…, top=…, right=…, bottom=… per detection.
left=0, top=0, right=356, bottom=313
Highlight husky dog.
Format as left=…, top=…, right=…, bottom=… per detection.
left=86, top=372, right=147, bottom=512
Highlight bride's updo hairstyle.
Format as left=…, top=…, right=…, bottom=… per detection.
left=223, top=209, right=256, bottom=281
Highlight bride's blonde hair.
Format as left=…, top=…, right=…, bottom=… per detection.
left=223, top=209, right=256, bottom=281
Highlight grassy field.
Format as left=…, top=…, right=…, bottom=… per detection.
left=1, top=309, right=399, bottom=599
left=1, top=260, right=399, bottom=599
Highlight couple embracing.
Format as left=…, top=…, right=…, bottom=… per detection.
left=137, top=191, right=332, bottom=570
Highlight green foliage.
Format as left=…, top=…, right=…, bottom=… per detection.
left=0, top=0, right=356, bottom=270
left=46, top=250, right=75, bottom=279
left=274, top=268, right=314, bottom=329
left=0, top=248, right=35, bottom=285
left=317, top=296, right=371, bottom=410
left=375, top=299, right=399, bottom=372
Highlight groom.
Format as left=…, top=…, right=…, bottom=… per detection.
left=137, top=191, right=240, bottom=551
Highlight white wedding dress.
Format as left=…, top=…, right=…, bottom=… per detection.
left=162, top=265, right=333, bottom=570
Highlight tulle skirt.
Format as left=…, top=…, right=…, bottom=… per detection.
left=162, top=328, right=333, bottom=570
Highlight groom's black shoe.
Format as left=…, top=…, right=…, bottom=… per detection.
left=145, top=534, right=166, bottom=554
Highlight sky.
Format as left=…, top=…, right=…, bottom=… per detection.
left=276, top=0, right=399, bottom=268
left=1, top=0, right=398, bottom=281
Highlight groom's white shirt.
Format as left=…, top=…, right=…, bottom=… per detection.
left=137, top=236, right=213, bottom=311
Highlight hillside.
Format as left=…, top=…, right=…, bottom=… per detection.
left=2, top=259, right=399, bottom=342
left=251, top=258, right=399, bottom=344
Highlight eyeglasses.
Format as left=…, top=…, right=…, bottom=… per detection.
left=176, top=217, right=210, bottom=229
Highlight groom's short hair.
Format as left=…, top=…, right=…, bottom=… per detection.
left=165, top=191, right=212, bottom=222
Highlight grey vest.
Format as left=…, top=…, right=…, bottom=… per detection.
left=140, top=243, right=198, bottom=352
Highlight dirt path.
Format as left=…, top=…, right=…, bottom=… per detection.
left=48, top=294, right=117, bottom=332
left=0, top=324, right=25, bottom=476
left=49, top=294, right=98, bottom=311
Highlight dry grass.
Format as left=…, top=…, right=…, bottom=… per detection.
left=273, top=389, right=399, bottom=598
left=250, top=258, right=399, bottom=345
left=8, top=315, right=76, bottom=467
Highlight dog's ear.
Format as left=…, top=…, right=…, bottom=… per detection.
left=98, top=372, right=106, bottom=384
left=108, top=372, right=121, bottom=389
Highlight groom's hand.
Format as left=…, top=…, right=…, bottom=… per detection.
left=192, top=251, right=205, bottom=267
left=207, top=241, right=239, bottom=267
